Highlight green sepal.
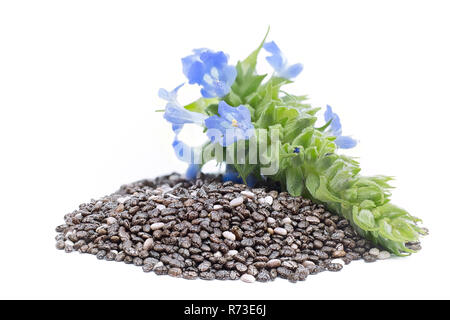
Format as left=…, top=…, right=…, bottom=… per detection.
left=184, top=97, right=219, bottom=114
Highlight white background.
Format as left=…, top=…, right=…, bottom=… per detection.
left=1, top=0, right=449, bottom=299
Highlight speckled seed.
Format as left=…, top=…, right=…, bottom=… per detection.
left=282, top=217, right=292, bottom=224
left=302, top=261, right=316, bottom=268
left=55, top=240, right=65, bottom=250
left=306, top=216, right=320, bottom=224
left=267, top=217, right=276, bottom=224
left=230, top=197, right=244, bottom=207
left=106, top=217, right=117, bottom=225
left=378, top=251, right=391, bottom=260
left=274, top=227, right=287, bottom=236
left=332, top=250, right=346, bottom=258
left=266, top=259, right=281, bottom=268
left=369, top=248, right=380, bottom=257
left=143, top=238, right=154, bottom=251
left=168, top=268, right=182, bottom=277
left=327, top=263, right=343, bottom=272
left=222, top=231, right=236, bottom=241
left=240, top=274, right=256, bottom=283
left=150, top=222, right=165, bottom=230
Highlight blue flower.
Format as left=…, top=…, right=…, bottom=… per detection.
left=182, top=49, right=237, bottom=98
left=159, top=84, right=207, bottom=162
left=205, top=101, right=254, bottom=147
left=223, top=165, right=257, bottom=187
left=263, top=41, right=303, bottom=79
left=185, top=163, right=201, bottom=180
left=324, top=105, right=357, bottom=149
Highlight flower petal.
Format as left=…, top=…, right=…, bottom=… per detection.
left=186, top=164, right=200, bottom=180
left=324, top=105, right=342, bottom=136
left=186, top=61, right=205, bottom=84
left=158, top=83, right=184, bottom=102
left=182, top=49, right=236, bottom=98
left=263, top=41, right=284, bottom=71
left=279, top=63, right=303, bottom=79
left=335, top=135, right=358, bottom=149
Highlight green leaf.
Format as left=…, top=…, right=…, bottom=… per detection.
left=315, top=176, right=346, bottom=204
left=256, top=103, right=276, bottom=128
left=353, top=208, right=377, bottom=231
left=292, top=127, right=314, bottom=147
left=283, top=116, right=317, bottom=142
left=305, top=173, right=320, bottom=196
left=316, top=119, right=333, bottom=132
left=286, top=166, right=304, bottom=196
left=275, top=107, right=299, bottom=126
left=224, top=90, right=243, bottom=107
left=233, top=74, right=267, bottom=99
left=229, top=27, right=270, bottom=104
left=305, top=146, right=318, bottom=162
left=241, top=26, right=270, bottom=73
left=205, top=104, right=219, bottom=116
left=184, top=97, right=219, bottom=114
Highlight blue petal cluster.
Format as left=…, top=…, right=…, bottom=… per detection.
left=182, top=49, right=237, bottom=98
left=324, top=105, right=357, bottom=149
left=159, top=84, right=207, bottom=162
left=205, top=101, right=254, bottom=147
left=263, top=41, right=303, bottom=79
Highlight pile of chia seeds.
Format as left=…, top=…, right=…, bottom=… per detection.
left=55, top=173, right=419, bottom=283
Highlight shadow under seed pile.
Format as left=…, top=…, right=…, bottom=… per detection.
left=55, top=173, right=396, bottom=283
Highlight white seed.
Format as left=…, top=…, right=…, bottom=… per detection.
left=154, top=261, right=163, bottom=268
left=227, top=250, right=238, bottom=256
left=106, top=217, right=117, bottom=225
left=241, top=190, right=255, bottom=199
left=117, top=196, right=130, bottom=204
left=230, top=197, right=244, bottom=207
left=65, top=240, right=74, bottom=246
left=274, top=227, right=287, bottom=236
left=143, top=238, right=154, bottom=251
left=156, top=204, right=166, bottom=211
left=369, top=248, right=380, bottom=257
left=267, top=227, right=274, bottom=235
left=214, top=251, right=223, bottom=258
left=222, top=231, right=236, bottom=241
left=150, top=222, right=165, bottom=230
left=257, top=198, right=266, bottom=205
left=378, top=251, right=391, bottom=260
left=291, top=243, right=298, bottom=249
left=267, top=217, right=276, bottom=224
left=282, top=217, right=292, bottom=224
left=264, top=196, right=273, bottom=205
left=213, top=205, right=223, bottom=210
left=240, top=274, right=256, bottom=283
